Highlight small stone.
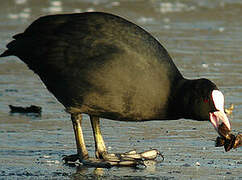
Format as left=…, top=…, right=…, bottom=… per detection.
left=55, top=160, right=60, bottom=164
left=218, top=27, right=225, bottom=32
left=202, top=63, right=208, bottom=68
left=43, top=155, right=51, bottom=159
left=236, top=161, right=242, bottom=164
left=208, top=160, right=214, bottom=164
left=182, top=163, right=190, bottom=167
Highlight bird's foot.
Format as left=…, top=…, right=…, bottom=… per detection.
left=62, top=154, right=80, bottom=163
left=63, top=154, right=112, bottom=168
left=100, top=149, right=163, bottom=167
left=63, top=149, right=163, bottom=168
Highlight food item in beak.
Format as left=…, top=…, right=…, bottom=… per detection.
left=224, top=104, right=234, bottom=115
left=215, top=123, right=241, bottom=152
left=233, top=134, right=242, bottom=149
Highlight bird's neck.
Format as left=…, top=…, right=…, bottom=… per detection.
left=168, top=78, right=198, bottom=120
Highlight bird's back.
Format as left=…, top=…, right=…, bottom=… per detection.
left=1, top=12, right=183, bottom=121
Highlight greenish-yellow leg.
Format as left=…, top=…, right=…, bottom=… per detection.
left=90, top=116, right=162, bottom=166
left=63, top=114, right=162, bottom=167
left=72, top=113, right=89, bottom=159
left=63, top=113, right=88, bottom=162
left=90, top=116, right=107, bottom=159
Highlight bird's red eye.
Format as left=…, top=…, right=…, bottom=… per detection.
left=204, top=99, right=209, bottom=103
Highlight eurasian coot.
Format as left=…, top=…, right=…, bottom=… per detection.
left=0, top=12, right=231, bottom=167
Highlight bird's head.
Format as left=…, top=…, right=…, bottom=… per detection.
left=179, top=78, right=231, bottom=132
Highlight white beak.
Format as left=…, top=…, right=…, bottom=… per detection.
left=210, top=90, right=231, bottom=131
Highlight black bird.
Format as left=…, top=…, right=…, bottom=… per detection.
left=0, top=12, right=231, bottom=167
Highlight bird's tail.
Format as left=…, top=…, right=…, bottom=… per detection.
left=0, top=39, right=22, bottom=57
left=0, top=49, right=12, bottom=57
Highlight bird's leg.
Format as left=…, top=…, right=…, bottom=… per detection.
left=63, top=114, right=112, bottom=168
left=63, top=113, right=88, bottom=162
left=90, top=116, right=162, bottom=166
left=72, top=113, right=89, bottom=159
left=90, top=116, right=107, bottom=159
left=64, top=114, right=163, bottom=167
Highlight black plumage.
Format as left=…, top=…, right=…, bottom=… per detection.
left=1, top=12, right=230, bottom=165
left=0, top=12, right=218, bottom=121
